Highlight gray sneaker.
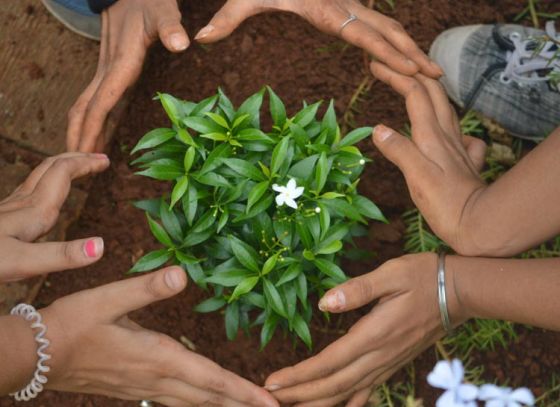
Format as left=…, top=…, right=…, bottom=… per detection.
left=430, top=22, right=560, bottom=141
left=41, top=0, right=101, bottom=41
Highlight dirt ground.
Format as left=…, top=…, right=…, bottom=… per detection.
left=2, top=0, right=560, bottom=406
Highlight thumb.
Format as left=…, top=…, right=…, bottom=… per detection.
left=372, top=125, right=427, bottom=176
left=195, top=0, right=265, bottom=43
left=463, top=135, right=486, bottom=172
left=99, top=266, right=187, bottom=320
left=2, top=237, right=104, bottom=281
left=155, top=5, right=189, bottom=52
left=318, top=266, right=395, bottom=313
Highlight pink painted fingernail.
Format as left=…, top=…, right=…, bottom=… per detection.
left=319, top=290, right=346, bottom=312
left=195, top=24, right=214, bottom=40
left=84, top=237, right=103, bottom=258
left=374, top=126, right=394, bottom=143
left=264, top=384, right=281, bottom=392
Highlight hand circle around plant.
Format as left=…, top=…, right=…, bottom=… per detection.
left=130, top=87, right=387, bottom=348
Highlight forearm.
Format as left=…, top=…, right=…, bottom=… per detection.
left=0, top=315, right=38, bottom=395
left=448, top=255, right=560, bottom=331
left=463, top=126, right=560, bottom=257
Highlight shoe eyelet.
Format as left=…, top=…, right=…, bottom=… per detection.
left=500, top=72, right=512, bottom=84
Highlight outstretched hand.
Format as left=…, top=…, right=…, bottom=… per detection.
left=369, top=62, right=488, bottom=255
left=41, top=266, right=278, bottom=407
left=67, top=0, right=189, bottom=153
left=0, top=153, right=110, bottom=282
left=195, top=0, right=442, bottom=78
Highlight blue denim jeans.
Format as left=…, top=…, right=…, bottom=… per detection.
left=52, top=0, right=95, bottom=16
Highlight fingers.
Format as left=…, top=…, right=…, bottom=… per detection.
left=96, top=266, right=187, bottom=319
left=346, top=387, right=373, bottom=407
left=195, top=0, right=269, bottom=43
left=0, top=237, right=104, bottom=282
left=318, top=264, right=397, bottom=313
left=463, top=135, right=487, bottom=172
left=154, top=1, right=189, bottom=52
left=351, top=5, right=442, bottom=78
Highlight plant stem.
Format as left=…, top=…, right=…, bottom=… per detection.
left=528, top=0, right=540, bottom=29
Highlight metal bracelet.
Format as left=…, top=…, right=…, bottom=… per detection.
left=9, top=304, right=52, bottom=401
left=437, top=251, right=453, bottom=335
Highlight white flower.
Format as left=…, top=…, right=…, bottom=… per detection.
left=428, top=359, right=479, bottom=407
left=272, top=179, right=304, bottom=209
left=479, top=384, right=535, bottom=407
left=315, top=207, right=321, bottom=213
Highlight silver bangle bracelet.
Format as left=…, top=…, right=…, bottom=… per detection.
left=437, top=251, right=453, bottom=335
left=10, top=304, right=52, bottom=401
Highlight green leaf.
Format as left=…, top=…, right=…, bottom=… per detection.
left=131, top=128, right=175, bottom=154
left=229, top=276, right=260, bottom=302
left=175, top=251, right=201, bottom=265
left=221, top=158, right=266, bottom=181
left=318, top=203, right=330, bottom=240
left=133, top=198, right=161, bottom=219
left=316, top=240, right=343, bottom=255
left=194, top=297, right=226, bottom=313
left=170, top=176, right=189, bottom=208
left=200, top=132, right=228, bottom=141
left=129, top=249, right=172, bottom=273
left=147, top=213, right=173, bottom=247
left=271, top=136, right=290, bottom=175
left=245, top=292, right=266, bottom=309
left=260, top=313, right=279, bottom=350
left=303, top=249, right=315, bottom=261
left=183, top=116, right=222, bottom=134
left=293, top=313, right=312, bottom=349
left=176, top=127, right=195, bottom=147
left=263, top=279, right=287, bottom=318
left=353, top=196, right=387, bottom=223
left=206, top=268, right=251, bottom=287
left=293, top=101, right=321, bottom=128
left=288, top=154, right=319, bottom=180
left=321, top=100, right=338, bottom=138
left=217, top=209, right=229, bottom=233
left=247, top=181, right=269, bottom=212
left=225, top=302, right=240, bottom=340
left=237, top=128, right=274, bottom=143
left=283, top=282, right=297, bottom=324
left=296, top=272, right=307, bottom=305
left=190, top=94, right=218, bottom=117
left=234, top=194, right=274, bottom=222
left=185, top=262, right=207, bottom=288
left=296, top=219, right=314, bottom=249
left=192, top=210, right=217, bottom=233
left=204, top=111, right=230, bottom=129
left=313, top=258, right=347, bottom=282
left=277, top=263, right=302, bottom=286
left=337, top=126, right=373, bottom=148
left=182, top=226, right=215, bottom=247
left=229, top=235, right=261, bottom=274
left=315, top=152, right=329, bottom=192
left=237, top=88, right=264, bottom=127
left=183, top=146, right=196, bottom=172
left=194, top=172, right=231, bottom=188
left=159, top=93, right=182, bottom=125
left=232, top=114, right=250, bottom=129
left=200, top=144, right=231, bottom=175
left=323, top=199, right=366, bottom=222
left=136, top=163, right=183, bottom=181
left=182, top=182, right=198, bottom=226
left=321, top=192, right=345, bottom=200
left=267, top=86, right=287, bottom=127
left=262, top=254, right=278, bottom=276
left=160, top=201, right=182, bottom=242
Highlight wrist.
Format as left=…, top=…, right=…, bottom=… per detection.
left=455, top=185, right=488, bottom=257
left=0, top=315, right=39, bottom=394
left=445, top=255, right=474, bottom=325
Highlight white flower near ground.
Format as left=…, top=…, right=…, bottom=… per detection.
left=428, top=359, right=479, bottom=407
left=478, top=384, right=535, bottom=407
left=272, top=179, right=304, bottom=209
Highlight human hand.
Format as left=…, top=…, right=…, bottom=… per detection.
left=195, top=0, right=442, bottom=78
left=67, top=0, right=189, bottom=153
left=264, top=253, right=465, bottom=406
left=369, top=62, right=488, bottom=256
left=41, top=266, right=279, bottom=407
left=0, top=153, right=110, bottom=282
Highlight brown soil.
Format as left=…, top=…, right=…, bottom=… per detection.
left=3, top=0, right=560, bottom=406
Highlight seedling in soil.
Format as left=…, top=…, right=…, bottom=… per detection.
left=130, top=87, right=386, bottom=349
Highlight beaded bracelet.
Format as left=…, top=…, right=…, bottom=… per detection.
left=9, top=304, right=51, bottom=401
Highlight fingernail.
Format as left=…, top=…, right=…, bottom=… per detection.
left=165, top=268, right=185, bottom=290
left=195, top=24, right=214, bottom=40
left=432, top=61, right=445, bottom=76
left=84, top=237, right=103, bottom=258
left=319, top=290, right=346, bottom=312
left=264, top=384, right=281, bottom=392
left=375, top=126, right=393, bottom=142
left=93, top=153, right=108, bottom=160
left=170, top=34, right=188, bottom=51
left=265, top=399, right=278, bottom=407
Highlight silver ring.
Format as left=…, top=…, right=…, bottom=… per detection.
left=339, top=14, right=358, bottom=34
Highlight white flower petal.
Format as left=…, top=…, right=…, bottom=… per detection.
left=510, top=388, right=535, bottom=405
left=507, top=402, right=522, bottom=407
left=428, top=360, right=456, bottom=390
left=293, top=186, right=304, bottom=198
left=486, top=400, right=506, bottom=407
left=451, top=359, right=465, bottom=386
left=479, top=384, right=507, bottom=400
left=272, top=184, right=284, bottom=192
left=436, top=390, right=456, bottom=407
left=285, top=197, right=298, bottom=209
left=276, top=194, right=286, bottom=206
left=287, top=178, right=297, bottom=190
left=457, top=384, right=479, bottom=401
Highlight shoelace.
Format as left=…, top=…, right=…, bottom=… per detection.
left=502, top=21, right=560, bottom=88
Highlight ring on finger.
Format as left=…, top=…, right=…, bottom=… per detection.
left=339, top=13, right=358, bottom=34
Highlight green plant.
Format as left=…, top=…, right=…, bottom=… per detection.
left=129, top=87, right=386, bottom=349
